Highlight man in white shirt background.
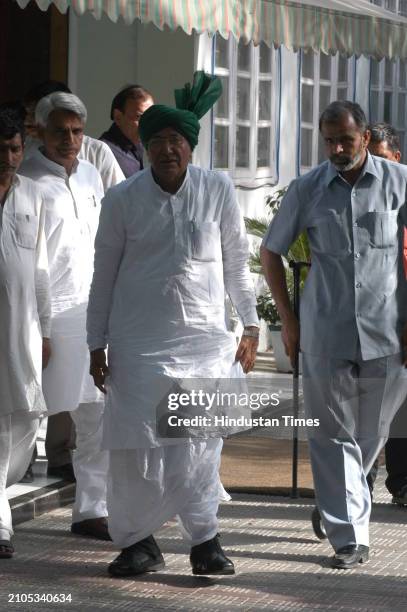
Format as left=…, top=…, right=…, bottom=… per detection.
left=20, top=93, right=110, bottom=541
left=22, top=81, right=125, bottom=485
left=0, top=106, right=51, bottom=558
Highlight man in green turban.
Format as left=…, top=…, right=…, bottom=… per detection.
left=87, top=72, right=259, bottom=577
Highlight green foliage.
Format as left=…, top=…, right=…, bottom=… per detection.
left=245, top=186, right=311, bottom=325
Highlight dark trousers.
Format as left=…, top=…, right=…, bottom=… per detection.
left=45, top=411, right=76, bottom=467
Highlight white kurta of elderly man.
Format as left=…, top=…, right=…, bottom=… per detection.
left=20, top=149, right=108, bottom=524
left=87, top=165, right=259, bottom=449
left=0, top=175, right=50, bottom=540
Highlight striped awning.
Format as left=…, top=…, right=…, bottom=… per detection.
left=14, top=0, right=407, bottom=60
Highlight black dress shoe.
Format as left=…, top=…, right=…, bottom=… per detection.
left=331, top=544, right=369, bottom=569
left=190, top=534, right=235, bottom=575
left=71, top=517, right=111, bottom=541
left=108, top=535, right=165, bottom=577
left=47, top=463, right=76, bottom=482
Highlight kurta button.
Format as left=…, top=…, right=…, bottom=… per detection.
left=355, top=282, right=362, bottom=288
left=355, top=252, right=361, bottom=259
left=353, top=222, right=358, bottom=227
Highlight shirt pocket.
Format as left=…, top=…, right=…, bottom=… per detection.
left=308, top=211, right=350, bottom=256
left=364, top=210, right=399, bottom=248
left=15, top=212, right=37, bottom=249
left=191, top=221, right=221, bottom=262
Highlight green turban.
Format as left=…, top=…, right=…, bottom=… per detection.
left=139, top=71, right=222, bottom=150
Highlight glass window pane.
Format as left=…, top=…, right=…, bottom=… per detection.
left=370, top=91, right=379, bottom=122
left=259, top=81, right=271, bottom=120
left=338, top=56, right=348, bottom=82
left=238, top=41, right=251, bottom=71
left=237, top=77, right=251, bottom=120
left=302, top=84, right=314, bottom=123
left=214, top=76, right=229, bottom=119
left=384, top=91, right=393, bottom=122
left=370, top=60, right=381, bottom=87
left=236, top=126, right=250, bottom=168
left=385, top=0, right=397, bottom=11
left=400, top=0, right=407, bottom=16
left=320, top=53, right=331, bottom=81
left=215, top=35, right=229, bottom=69
left=399, top=60, right=407, bottom=89
left=319, top=85, right=331, bottom=113
left=259, top=41, right=272, bottom=74
left=302, top=51, right=314, bottom=79
left=337, top=87, right=348, bottom=101
left=398, top=93, right=406, bottom=125
left=257, top=127, right=271, bottom=167
left=214, top=125, right=229, bottom=168
left=301, top=128, right=313, bottom=168
left=385, top=59, right=394, bottom=86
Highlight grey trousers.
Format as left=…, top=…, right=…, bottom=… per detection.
left=302, top=350, right=407, bottom=551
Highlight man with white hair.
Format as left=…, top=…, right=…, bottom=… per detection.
left=20, top=92, right=110, bottom=541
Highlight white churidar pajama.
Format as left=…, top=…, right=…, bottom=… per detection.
left=20, top=152, right=109, bottom=522
left=87, top=165, right=259, bottom=546
left=0, top=175, right=50, bottom=539
left=108, top=439, right=222, bottom=548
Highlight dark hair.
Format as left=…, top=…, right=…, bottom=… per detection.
left=369, top=122, right=400, bottom=152
left=0, top=105, right=25, bottom=142
left=319, top=100, right=368, bottom=132
left=110, top=84, right=153, bottom=120
left=24, top=80, right=71, bottom=105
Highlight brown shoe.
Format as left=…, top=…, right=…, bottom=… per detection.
left=71, top=517, right=111, bottom=541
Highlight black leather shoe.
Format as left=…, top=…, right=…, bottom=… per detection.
left=47, top=463, right=76, bottom=482
left=108, top=536, right=165, bottom=577
left=71, top=517, right=111, bottom=541
left=331, top=545, right=369, bottom=569
left=190, top=535, right=235, bottom=575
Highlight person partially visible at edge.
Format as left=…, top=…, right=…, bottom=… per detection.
left=24, top=80, right=125, bottom=192
left=87, top=71, right=259, bottom=577
left=99, top=84, right=154, bottom=178
left=367, top=122, right=407, bottom=507
left=21, top=80, right=125, bottom=485
left=260, top=101, right=407, bottom=570
left=20, top=93, right=111, bottom=542
left=0, top=106, right=51, bottom=559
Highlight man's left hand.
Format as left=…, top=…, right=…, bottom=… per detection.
left=42, top=337, right=51, bottom=370
left=402, top=323, right=407, bottom=367
left=235, top=334, right=259, bottom=374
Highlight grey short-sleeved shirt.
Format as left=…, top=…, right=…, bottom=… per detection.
left=262, top=153, right=407, bottom=360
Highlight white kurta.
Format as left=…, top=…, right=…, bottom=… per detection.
left=23, top=135, right=125, bottom=192
left=20, top=151, right=104, bottom=414
left=87, top=165, right=259, bottom=449
left=0, top=175, right=50, bottom=417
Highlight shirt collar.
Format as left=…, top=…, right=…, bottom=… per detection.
left=35, top=148, right=79, bottom=178
left=324, top=150, right=380, bottom=187
left=104, top=123, right=141, bottom=152
left=148, top=165, right=190, bottom=198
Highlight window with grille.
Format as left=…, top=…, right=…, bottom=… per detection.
left=299, top=51, right=355, bottom=173
left=212, top=35, right=279, bottom=184
left=369, top=0, right=407, bottom=158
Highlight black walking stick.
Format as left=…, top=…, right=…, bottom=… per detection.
left=289, top=261, right=311, bottom=499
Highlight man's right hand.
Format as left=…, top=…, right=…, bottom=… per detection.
left=281, top=314, right=300, bottom=366
left=89, top=348, right=109, bottom=394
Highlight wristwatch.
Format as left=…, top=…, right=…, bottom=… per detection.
left=242, top=328, right=260, bottom=338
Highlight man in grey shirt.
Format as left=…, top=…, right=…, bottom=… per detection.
left=261, top=101, right=407, bottom=569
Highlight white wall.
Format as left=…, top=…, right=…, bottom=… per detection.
left=69, top=13, right=194, bottom=137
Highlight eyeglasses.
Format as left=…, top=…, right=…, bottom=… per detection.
left=148, top=135, right=187, bottom=149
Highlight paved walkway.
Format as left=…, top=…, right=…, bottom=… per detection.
left=2, top=468, right=406, bottom=612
